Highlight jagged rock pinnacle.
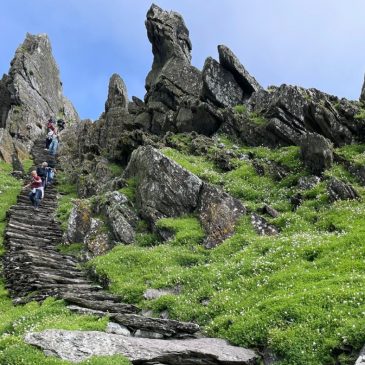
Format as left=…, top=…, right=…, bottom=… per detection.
left=145, top=3, right=193, bottom=91
left=105, top=73, right=128, bottom=112
left=218, top=44, right=262, bottom=98
left=360, top=73, right=365, bottom=103
left=0, top=32, right=79, bottom=162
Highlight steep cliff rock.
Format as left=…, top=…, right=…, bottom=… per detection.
left=144, top=4, right=206, bottom=134
left=0, top=33, right=79, bottom=161
left=105, top=73, right=128, bottom=112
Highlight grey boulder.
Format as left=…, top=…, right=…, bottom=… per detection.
left=327, top=177, right=359, bottom=202
left=94, top=191, right=139, bottom=244
left=66, top=199, right=92, bottom=243
left=300, top=133, right=333, bottom=175
left=123, top=145, right=202, bottom=225
left=25, top=330, right=259, bottom=364
left=197, top=183, right=246, bottom=248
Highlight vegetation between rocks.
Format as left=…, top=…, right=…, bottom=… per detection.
left=86, top=135, right=365, bottom=364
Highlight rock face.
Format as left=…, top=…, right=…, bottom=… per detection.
left=123, top=145, right=202, bottom=225
left=197, top=183, right=246, bottom=248
left=300, top=133, right=333, bottom=175
left=95, top=191, right=139, bottom=244
left=84, top=218, right=111, bottom=257
left=222, top=84, right=365, bottom=148
left=144, top=4, right=205, bottom=135
left=66, top=200, right=92, bottom=243
left=124, top=146, right=245, bottom=246
left=201, top=57, right=243, bottom=108
left=25, top=330, right=258, bottom=364
left=218, top=44, right=262, bottom=98
left=0, top=33, right=79, bottom=161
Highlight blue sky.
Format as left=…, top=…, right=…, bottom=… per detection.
left=1, top=0, right=365, bottom=120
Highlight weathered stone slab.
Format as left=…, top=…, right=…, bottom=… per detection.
left=25, top=330, right=259, bottom=364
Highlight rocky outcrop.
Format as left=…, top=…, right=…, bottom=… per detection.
left=94, top=191, right=139, bottom=244
left=144, top=4, right=206, bottom=135
left=124, top=146, right=246, bottom=246
left=25, top=330, right=258, bottom=364
left=246, top=85, right=362, bottom=147
left=201, top=57, right=243, bottom=108
left=251, top=213, right=279, bottom=236
left=218, top=44, right=262, bottom=98
left=0, top=33, right=79, bottom=161
left=123, top=145, right=202, bottom=225
left=327, top=178, right=359, bottom=202
left=65, top=191, right=139, bottom=255
left=300, top=133, right=333, bottom=175
left=83, top=218, right=111, bottom=257
left=66, top=199, right=92, bottom=243
left=297, top=175, right=321, bottom=190
left=197, top=183, right=246, bottom=248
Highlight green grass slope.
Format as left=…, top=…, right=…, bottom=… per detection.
left=87, top=135, right=365, bottom=364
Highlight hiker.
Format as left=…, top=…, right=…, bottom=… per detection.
left=45, top=130, right=54, bottom=150
left=47, top=117, right=56, bottom=132
left=48, top=130, right=59, bottom=156
left=47, top=166, right=56, bottom=186
left=25, top=170, right=43, bottom=210
left=57, top=118, right=65, bottom=131
left=36, top=162, right=48, bottom=187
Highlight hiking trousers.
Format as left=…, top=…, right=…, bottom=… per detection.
left=29, top=189, right=42, bottom=208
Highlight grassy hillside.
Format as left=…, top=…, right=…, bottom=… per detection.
left=87, top=135, right=365, bottom=364
left=0, top=161, right=130, bottom=365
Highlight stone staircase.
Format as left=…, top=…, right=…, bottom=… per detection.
left=2, top=138, right=199, bottom=339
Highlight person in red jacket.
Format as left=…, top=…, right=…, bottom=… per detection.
left=25, top=170, right=43, bottom=210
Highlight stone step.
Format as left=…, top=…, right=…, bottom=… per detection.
left=62, top=294, right=139, bottom=314
left=3, top=136, right=205, bottom=344
left=7, top=223, right=62, bottom=237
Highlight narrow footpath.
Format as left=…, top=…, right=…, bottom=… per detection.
left=2, top=138, right=198, bottom=338
left=2, top=138, right=258, bottom=364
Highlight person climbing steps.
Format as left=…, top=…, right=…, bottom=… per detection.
left=48, top=129, right=59, bottom=156
left=36, top=162, right=48, bottom=188
left=25, top=170, right=43, bottom=210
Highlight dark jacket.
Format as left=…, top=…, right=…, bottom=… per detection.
left=36, top=167, right=47, bottom=181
